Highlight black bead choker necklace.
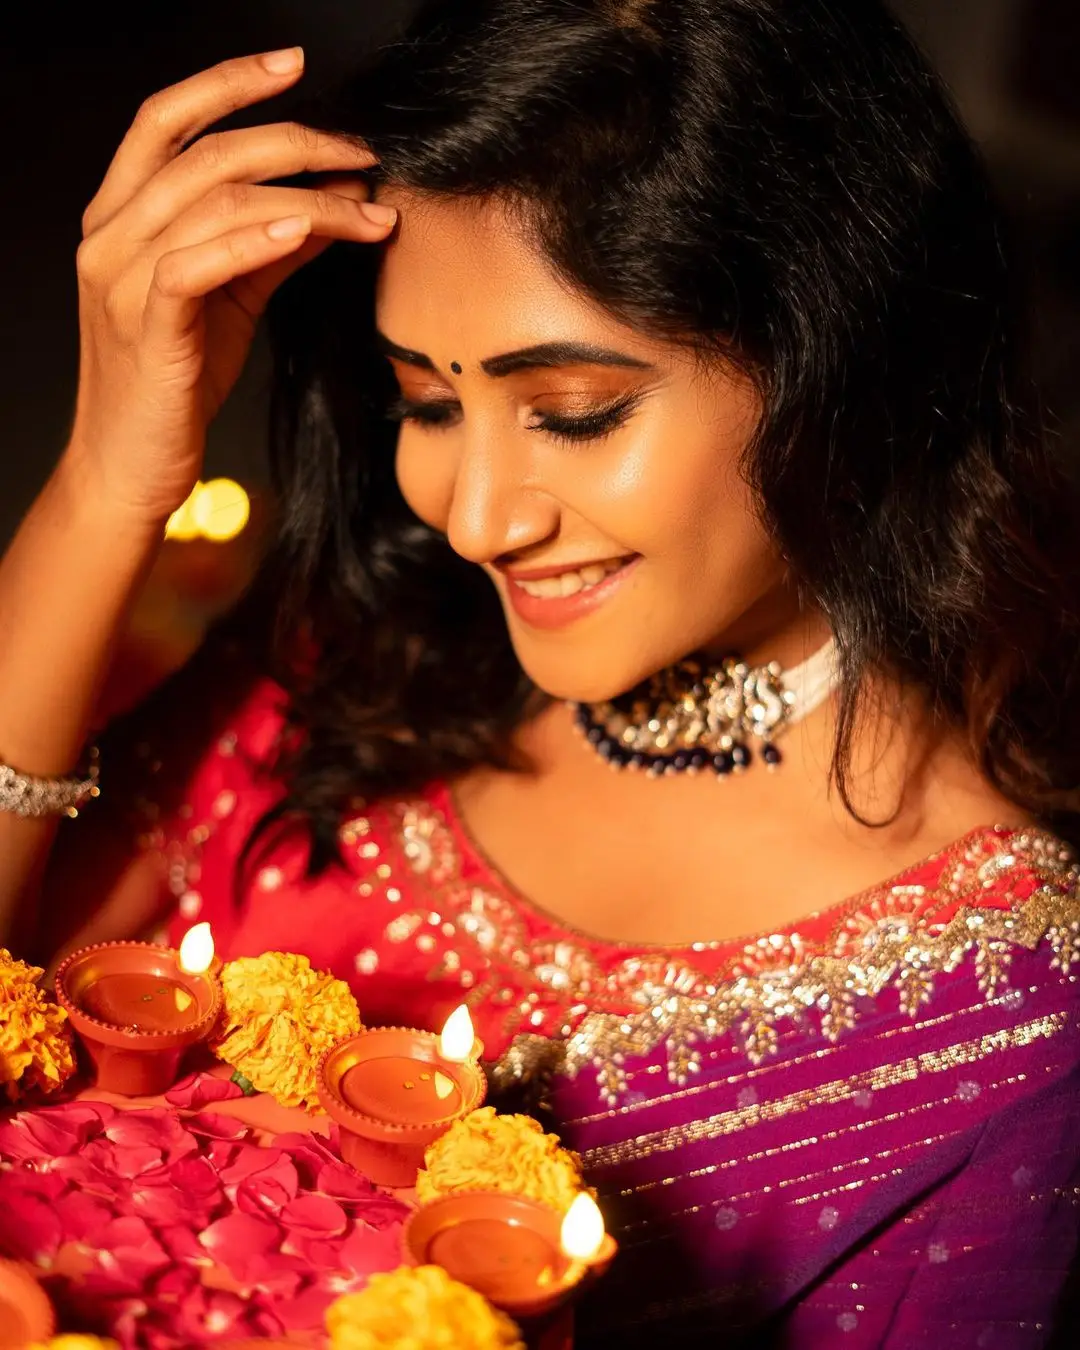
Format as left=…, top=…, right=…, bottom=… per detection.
left=572, top=640, right=838, bottom=779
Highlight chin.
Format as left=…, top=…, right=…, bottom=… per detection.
left=512, top=644, right=662, bottom=706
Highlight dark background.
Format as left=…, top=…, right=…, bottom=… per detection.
left=1, top=0, right=1078, bottom=547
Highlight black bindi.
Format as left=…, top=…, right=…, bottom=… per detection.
left=450, top=360, right=462, bottom=374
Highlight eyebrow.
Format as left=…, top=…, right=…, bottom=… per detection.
left=375, top=333, right=654, bottom=376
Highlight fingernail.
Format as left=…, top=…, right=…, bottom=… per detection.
left=361, top=203, right=398, bottom=227
left=266, top=215, right=311, bottom=240
left=261, top=47, right=304, bottom=75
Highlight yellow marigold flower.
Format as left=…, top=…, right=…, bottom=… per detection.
left=416, top=1107, right=584, bottom=1212
left=211, top=951, right=362, bottom=1110
left=327, top=1265, right=524, bottom=1350
left=29, top=1338, right=120, bottom=1350
left=0, top=949, right=76, bottom=1102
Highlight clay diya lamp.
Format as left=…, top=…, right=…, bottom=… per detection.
left=55, top=923, right=221, bottom=1096
left=318, top=1005, right=487, bottom=1188
left=403, top=1190, right=616, bottom=1317
left=0, top=1260, right=55, bottom=1349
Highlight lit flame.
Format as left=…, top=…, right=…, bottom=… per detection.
left=560, top=1193, right=606, bottom=1262
left=438, top=1005, right=475, bottom=1063
left=178, top=922, right=215, bottom=976
left=165, top=479, right=250, bottom=543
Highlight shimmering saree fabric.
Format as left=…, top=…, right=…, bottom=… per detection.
left=104, top=673, right=1079, bottom=1347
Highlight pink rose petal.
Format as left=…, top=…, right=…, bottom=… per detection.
left=274, top=1277, right=342, bottom=1332
left=349, top=1191, right=413, bottom=1230
left=165, top=1070, right=245, bottom=1109
left=168, top=1154, right=225, bottom=1199
left=200, top=1211, right=281, bottom=1283
left=0, top=1117, right=47, bottom=1165
left=186, top=1111, right=251, bottom=1140
left=4, top=1110, right=79, bottom=1158
left=55, top=1190, right=116, bottom=1242
left=169, top=1286, right=252, bottom=1341
left=281, top=1192, right=348, bottom=1238
left=97, top=1216, right=171, bottom=1267
left=81, top=1219, right=170, bottom=1297
left=157, top=1224, right=206, bottom=1265
left=0, top=1167, right=67, bottom=1206
left=32, top=1100, right=111, bottom=1140
left=128, top=1181, right=195, bottom=1228
left=218, top=1144, right=288, bottom=1186
left=47, top=1150, right=114, bottom=1189
left=0, top=1192, right=62, bottom=1262
left=81, top=1136, right=165, bottom=1180
left=241, top=1248, right=309, bottom=1299
left=237, top=1172, right=295, bottom=1218
left=103, top=1110, right=187, bottom=1156
left=339, top=1221, right=410, bottom=1280
left=248, top=1303, right=287, bottom=1337
left=270, top=1131, right=338, bottom=1187
left=281, top=1231, right=346, bottom=1270
left=104, top=1297, right=155, bottom=1350
left=205, top=1137, right=241, bottom=1173
left=153, top=1263, right=200, bottom=1301
left=316, top=1160, right=379, bottom=1202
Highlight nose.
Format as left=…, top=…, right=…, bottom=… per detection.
left=445, top=436, right=559, bottom=565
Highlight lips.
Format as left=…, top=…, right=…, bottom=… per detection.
left=499, top=555, right=640, bottom=630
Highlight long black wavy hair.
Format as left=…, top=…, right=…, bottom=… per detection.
left=246, top=0, right=1080, bottom=866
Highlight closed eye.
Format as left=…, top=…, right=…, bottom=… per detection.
left=528, top=391, right=644, bottom=443
left=386, top=396, right=461, bottom=428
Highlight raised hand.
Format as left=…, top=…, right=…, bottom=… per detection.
left=68, top=48, right=394, bottom=523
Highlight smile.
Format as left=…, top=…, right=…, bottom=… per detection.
left=501, top=555, right=640, bottom=629
left=513, top=558, right=625, bottom=598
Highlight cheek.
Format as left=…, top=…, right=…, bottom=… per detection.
left=577, top=426, right=749, bottom=560
left=395, top=431, right=453, bottom=530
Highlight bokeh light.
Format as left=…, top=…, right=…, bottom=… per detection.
left=165, top=479, right=250, bottom=542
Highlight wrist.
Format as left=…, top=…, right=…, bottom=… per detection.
left=51, top=446, right=172, bottom=550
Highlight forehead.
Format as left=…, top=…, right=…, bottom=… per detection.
left=374, top=188, right=659, bottom=361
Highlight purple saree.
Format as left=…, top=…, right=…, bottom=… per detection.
left=117, top=676, right=1080, bottom=1347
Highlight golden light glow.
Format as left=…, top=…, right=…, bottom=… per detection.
left=193, top=477, right=250, bottom=541
left=438, top=1005, right=475, bottom=1063
left=164, top=494, right=200, bottom=541
left=434, top=1071, right=456, bottom=1100
left=178, top=922, right=215, bottom=976
left=559, top=1192, right=605, bottom=1262
left=164, top=480, right=250, bottom=542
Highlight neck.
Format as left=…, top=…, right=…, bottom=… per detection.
left=701, top=581, right=832, bottom=671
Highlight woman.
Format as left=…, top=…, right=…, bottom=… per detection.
left=1, top=0, right=1078, bottom=1344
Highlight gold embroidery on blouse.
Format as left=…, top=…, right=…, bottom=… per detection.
left=368, top=802, right=1080, bottom=1105
left=581, top=1010, right=1069, bottom=1169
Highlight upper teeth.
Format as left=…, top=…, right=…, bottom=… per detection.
left=515, top=559, right=625, bottom=599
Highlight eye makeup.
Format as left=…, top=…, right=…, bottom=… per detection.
left=386, top=389, right=646, bottom=443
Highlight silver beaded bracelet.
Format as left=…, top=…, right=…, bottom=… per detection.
left=0, top=746, right=100, bottom=819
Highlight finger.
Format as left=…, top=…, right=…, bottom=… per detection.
left=224, top=233, right=336, bottom=321
left=152, top=180, right=394, bottom=258
left=110, top=122, right=377, bottom=245
left=143, top=216, right=315, bottom=340
left=85, top=49, right=308, bottom=233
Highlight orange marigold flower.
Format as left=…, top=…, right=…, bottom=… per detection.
left=211, top=951, right=362, bottom=1110
left=416, top=1107, right=584, bottom=1212
left=0, top=949, right=76, bottom=1102
left=327, top=1264, right=524, bottom=1350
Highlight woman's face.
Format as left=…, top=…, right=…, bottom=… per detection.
left=376, top=192, right=793, bottom=702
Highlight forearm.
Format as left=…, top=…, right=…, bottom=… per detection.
left=0, top=450, right=163, bottom=941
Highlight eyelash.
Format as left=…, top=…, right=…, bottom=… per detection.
left=385, top=393, right=642, bottom=443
